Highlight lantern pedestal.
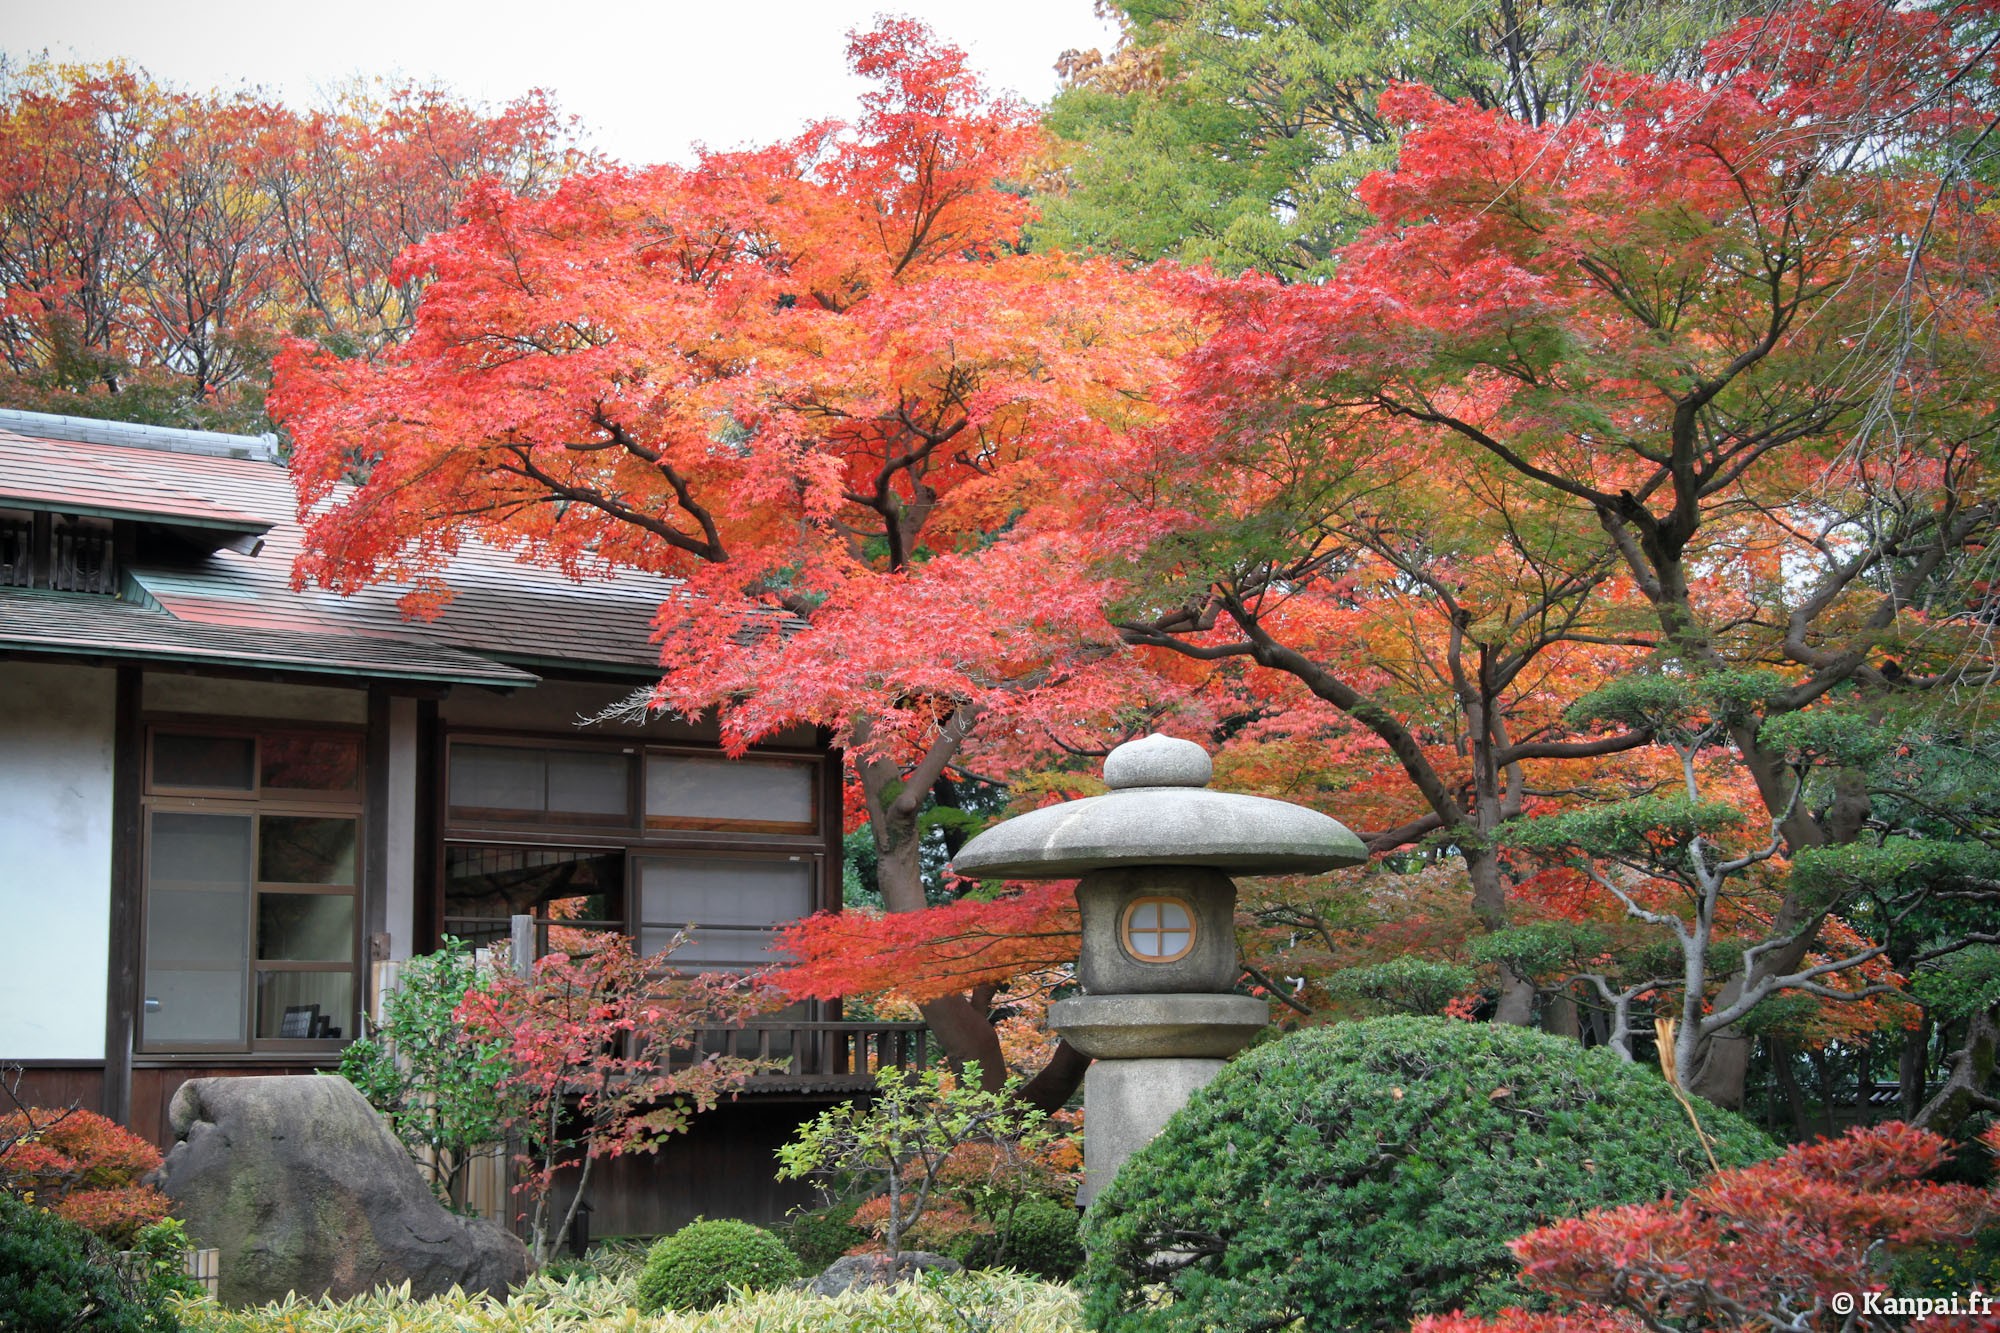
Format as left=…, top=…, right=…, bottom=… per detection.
left=1052, top=991, right=1269, bottom=1203
left=1078, top=1058, right=1230, bottom=1205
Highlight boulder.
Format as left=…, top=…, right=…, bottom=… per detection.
left=155, top=1075, right=527, bottom=1306
left=807, top=1251, right=962, bottom=1296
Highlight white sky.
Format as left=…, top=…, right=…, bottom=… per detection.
left=0, top=0, right=1122, bottom=166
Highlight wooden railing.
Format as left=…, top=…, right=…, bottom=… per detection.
left=666, top=1020, right=930, bottom=1084
left=499, top=914, right=929, bottom=1090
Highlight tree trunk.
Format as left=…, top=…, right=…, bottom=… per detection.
left=1768, top=1038, right=1810, bottom=1141
left=1899, top=1018, right=1933, bottom=1121
left=1914, top=1005, right=2000, bottom=1136
left=1466, top=844, right=1534, bottom=1025
left=862, top=744, right=1088, bottom=1109
left=1019, top=1040, right=1092, bottom=1114
left=1543, top=991, right=1581, bottom=1041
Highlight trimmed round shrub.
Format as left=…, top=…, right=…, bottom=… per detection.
left=635, top=1217, right=803, bottom=1313
left=1080, top=1016, right=1775, bottom=1332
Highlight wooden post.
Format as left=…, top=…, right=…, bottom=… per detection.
left=510, top=914, right=535, bottom=979
left=103, top=665, right=142, bottom=1129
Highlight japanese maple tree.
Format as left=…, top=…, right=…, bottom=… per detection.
left=0, top=59, right=588, bottom=429
left=1096, top=0, right=2000, bottom=1101
left=454, top=932, right=770, bottom=1264
left=275, top=20, right=1188, bottom=1107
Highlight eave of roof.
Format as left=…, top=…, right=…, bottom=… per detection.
left=0, top=411, right=691, bottom=680
left=0, top=586, right=538, bottom=687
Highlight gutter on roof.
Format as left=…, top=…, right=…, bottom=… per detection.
left=0, top=408, right=280, bottom=461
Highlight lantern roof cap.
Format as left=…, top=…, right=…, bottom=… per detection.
left=951, top=733, right=1368, bottom=879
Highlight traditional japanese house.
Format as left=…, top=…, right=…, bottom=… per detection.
left=0, top=407, right=911, bottom=1233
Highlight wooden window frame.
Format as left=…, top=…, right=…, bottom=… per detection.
left=1120, top=895, right=1197, bottom=964
left=138, top=722, right=363, bottom=1056
left=443, top=736, right=641, bottom=830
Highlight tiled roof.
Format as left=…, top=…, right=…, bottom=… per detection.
left=0, top=432, right=272, bottom=535
left=0, top=413, right=686, bottom=683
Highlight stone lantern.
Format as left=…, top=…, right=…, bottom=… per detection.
left=950, top=733, right=1365, bottom=1203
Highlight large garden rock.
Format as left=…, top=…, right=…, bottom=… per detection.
left=807, top=1251, right=961, bottom=1296
left=155, top=1074, right=527, bottom=1306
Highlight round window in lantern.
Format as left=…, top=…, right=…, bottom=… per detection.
left=1121, top=896, right=1196, bottom=963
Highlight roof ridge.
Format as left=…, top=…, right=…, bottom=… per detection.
left=0, top=408, right=280, bottom=462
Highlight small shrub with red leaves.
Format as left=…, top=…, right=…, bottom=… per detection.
left=1415, top=1123, right=2000, bottom=1333
left=0, top=1107, right=170, bottom=1245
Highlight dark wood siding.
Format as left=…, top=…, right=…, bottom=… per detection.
left=554, top=1098, right=834, bottom=1238
left=9, top=1066, right=107, bottom=1117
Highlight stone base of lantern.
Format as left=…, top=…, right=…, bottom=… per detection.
left=1078, top=1057, right=1227, bottom=1206
left=1053, top=993, right=1269, bottom=1206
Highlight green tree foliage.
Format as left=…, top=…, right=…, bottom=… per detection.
left=634, top=1219, right=802, bottom=1313
left=1037, top=0, right=1752, bottom=278
left=1079, top=1016, right=1772, bottom=1331
left=1326, top=956, right=1476, bottom=1015
left=337, top=937, right=510, bottom=1204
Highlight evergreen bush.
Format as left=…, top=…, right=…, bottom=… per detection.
left=781, top=1199, right=872, bottom=1271
left=0, top=1190, right=178, bottom=1333
left=635, top=1217, right=803, bottom=1313
left=991, top=1194, right=1084, bottom=1280
left=1080, top=1016, right=1775, bottom=1331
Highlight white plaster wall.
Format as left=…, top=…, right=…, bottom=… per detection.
left=0, top=662, right=114, bottom=1059
left=386, top=697, right=417, bottom=961
left=144, top=674, right=366, bottom=723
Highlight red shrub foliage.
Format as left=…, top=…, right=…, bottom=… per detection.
left=54, top=1185, right=175, bottom=1247
left=0, top=1106, right=170, bottom=1243
left=1416, top=1123, right=2000, bottom=1333
left=21, top=1109, right=162, bottom=1188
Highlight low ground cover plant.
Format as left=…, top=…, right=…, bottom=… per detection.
left=172, top=1267, right=1083, bottom=1332
left=1080, top=1016, right=1774, bottom=1331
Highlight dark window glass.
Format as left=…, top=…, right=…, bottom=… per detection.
left=261, top=735, right=361, bottom=792
left=442, top=843, right=624, bottom=947
left=255, top=972, right=353, bottom=1040
left=258, top=893, right=354, bottom=961
left=449, top=745, right=631, bottom=820
left=259, top=817, right=357, bottom=884
left=153, top=733, right=254, bottom=791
